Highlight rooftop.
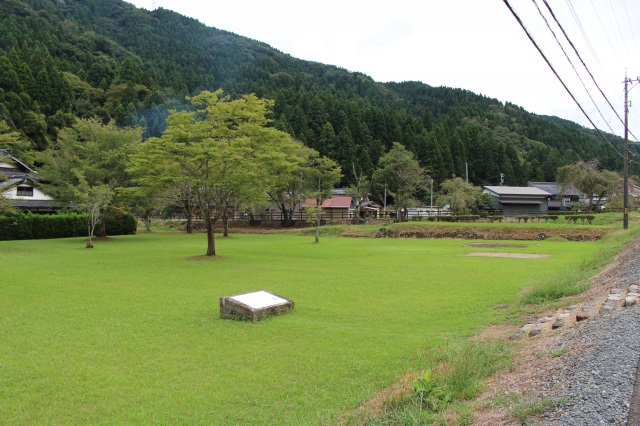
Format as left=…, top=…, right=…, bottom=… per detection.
left=483, top=186, right=552, bottom=197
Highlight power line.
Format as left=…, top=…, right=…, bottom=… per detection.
left=541, top=0, right=640, bottom=145
left=502, top=0, right=627, bottom=162
left=622, top=0, right=640, bottom=62
left=608, top=0, right=629, bottom=54
left=567, top=0, right=601, bottom=65
left=532, top=0, right=620, bottom=139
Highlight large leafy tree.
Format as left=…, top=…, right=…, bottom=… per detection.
left=38, top=118, right=142, bottom=247
left=129, top=90, right=301, bottom=256
left=556, top=160, right=622, bottom=212
left=373, top=142, right=429, bottom=222
left=436, top=177, right=489, bottom=215
left=266, top=144, right=341, bottom=227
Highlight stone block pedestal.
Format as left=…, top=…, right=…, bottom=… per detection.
left=220, top=290, right=294, bottom=321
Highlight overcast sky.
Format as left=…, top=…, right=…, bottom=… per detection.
left=125, top=0, right=640, bottom=139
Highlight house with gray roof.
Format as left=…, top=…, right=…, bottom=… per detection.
left=483, top=186, right=552, bottom=216
left=527, top=181, right=582, bottom=210
left=0, top=149, right=64, bottom=213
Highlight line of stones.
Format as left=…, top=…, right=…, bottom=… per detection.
left=510, top=284, right=640, bottom=340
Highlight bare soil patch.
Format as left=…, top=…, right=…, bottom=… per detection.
left=465, top=252, right=550, bottom=259
left=468, top=243, right=529, bottom=248
left=375, top=225, right=608, bottom=241
left=474, top=324, right=520, bottom=341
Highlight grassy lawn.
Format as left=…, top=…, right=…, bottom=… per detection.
left=0, top=231, right=610, bottom=424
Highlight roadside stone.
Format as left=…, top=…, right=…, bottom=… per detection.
left=529, top=328, right=542, bottom=337
left=576, top=312, right=591, bottom=321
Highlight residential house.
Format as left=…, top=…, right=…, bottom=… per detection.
left=483, top=186, right=552, bottom=216
left=0, top=149, right=63, bottom=213
left=527, top=181, right=582, bottom=210
left=317, top=196, right=353, bottom=220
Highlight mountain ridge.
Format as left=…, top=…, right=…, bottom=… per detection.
left=0, top=0, right=634, bottom=186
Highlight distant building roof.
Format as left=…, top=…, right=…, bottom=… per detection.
left=0, top=149, right=35, bottom=175
left=322, top=196, right=352, bottom=209
left=12, top=200, right=66, bottom=208
left=483, top=186, right=552, bottom=197
left=528, top=182, right=581, bottom=196
left=304, top=196, right=353, bottom=209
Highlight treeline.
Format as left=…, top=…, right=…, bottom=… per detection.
left=0, top=0, right=635, bottom=191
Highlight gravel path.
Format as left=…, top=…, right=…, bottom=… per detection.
left=532, top=307, right=640, bottom=425
left=474, top=236, right=640, bottom=425
left=531, top=236, right=640, bottom=426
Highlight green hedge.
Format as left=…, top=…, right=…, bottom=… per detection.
left=564, top=214, right=595, bottom=225
left=425, top=215, right=480, bottom=222
left=0, top=212, right=137, bottom=241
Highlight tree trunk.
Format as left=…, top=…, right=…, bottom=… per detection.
left=86, top=220, right=94, bottom=249
left=184, top=199, right=194, bottom=233
left=143, top=211, right=152, bottom=232
left=205, top=216, right=216, bottom=256
left=223, top=213, right=229, bottom=237
left=97, top=216, right=107, bottom=237
left=314, top=215, right=320, bottom=243
left=186, top=214, right=193, bottom=233
left=280, top=203, right=292, bottom=227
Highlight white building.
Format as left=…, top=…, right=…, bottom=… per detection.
left=0, top=149, right=62, bottom=213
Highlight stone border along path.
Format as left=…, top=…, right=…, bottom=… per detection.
left=510, top=284, right=640, bottom=340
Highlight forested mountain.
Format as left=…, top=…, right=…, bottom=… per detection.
left=0, top=0, right=635, bottom=188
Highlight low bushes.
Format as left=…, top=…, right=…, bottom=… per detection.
left=0, top=212, right=136, bottom=241
left=514, top=215, right=558, bottom=223
left=423, top=215, right=480, bottom=222
left=564, top=214, right=595, bottom=224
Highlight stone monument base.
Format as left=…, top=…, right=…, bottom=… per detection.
left=220, top=290, right=294, bottom=321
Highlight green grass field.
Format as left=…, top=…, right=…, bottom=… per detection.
left=0, top=231, right=612, bottom=424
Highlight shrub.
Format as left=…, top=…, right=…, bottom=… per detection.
left=0, top=212, right=136, bottom=241
left=564, top=215, right=595, bottom=225
left=487, top=215, right=505, bottom=223
left=515, top=215, right=529, bottom=223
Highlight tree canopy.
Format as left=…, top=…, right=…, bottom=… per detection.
left=129, top=90, right=309, bottom=256
left=556, top=160, right=622, bottom=212
left=38, top=118, right=142, bottom=247
left=373, top=142, right=429, bottom=221
left=436, top=177, right=489, bottom=215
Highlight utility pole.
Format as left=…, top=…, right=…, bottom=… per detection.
left=623, top=73, right=640, bottom=230
left=383, top=182, right=387, bottom=217
left=430, top=179, right=433, bottom=209
left=624, top=74, right=629, bottom=230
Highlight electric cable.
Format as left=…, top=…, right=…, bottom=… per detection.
left=503, top=0, right=629, bottom=162
left=532, top=0, right=620, bottom=139
left=541, top=0, right=640, bottom=145
left=622, top=0, right=640, bottom=62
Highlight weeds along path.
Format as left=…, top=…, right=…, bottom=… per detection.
left=473, top=234, right=640, bottom=425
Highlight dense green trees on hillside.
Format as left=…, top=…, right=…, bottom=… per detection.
left=0, top=0, right=636, bottom=196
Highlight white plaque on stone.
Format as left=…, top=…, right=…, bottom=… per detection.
left=220, top=290, right=294, bottom=321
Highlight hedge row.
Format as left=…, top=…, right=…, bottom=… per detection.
left=564, top=214, right=595, bottom=224
left=0, top=212, right=137, bottom=241
left=411, top=215, right=480, bottom=222
left=514, top=215, right=559, bottom=223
